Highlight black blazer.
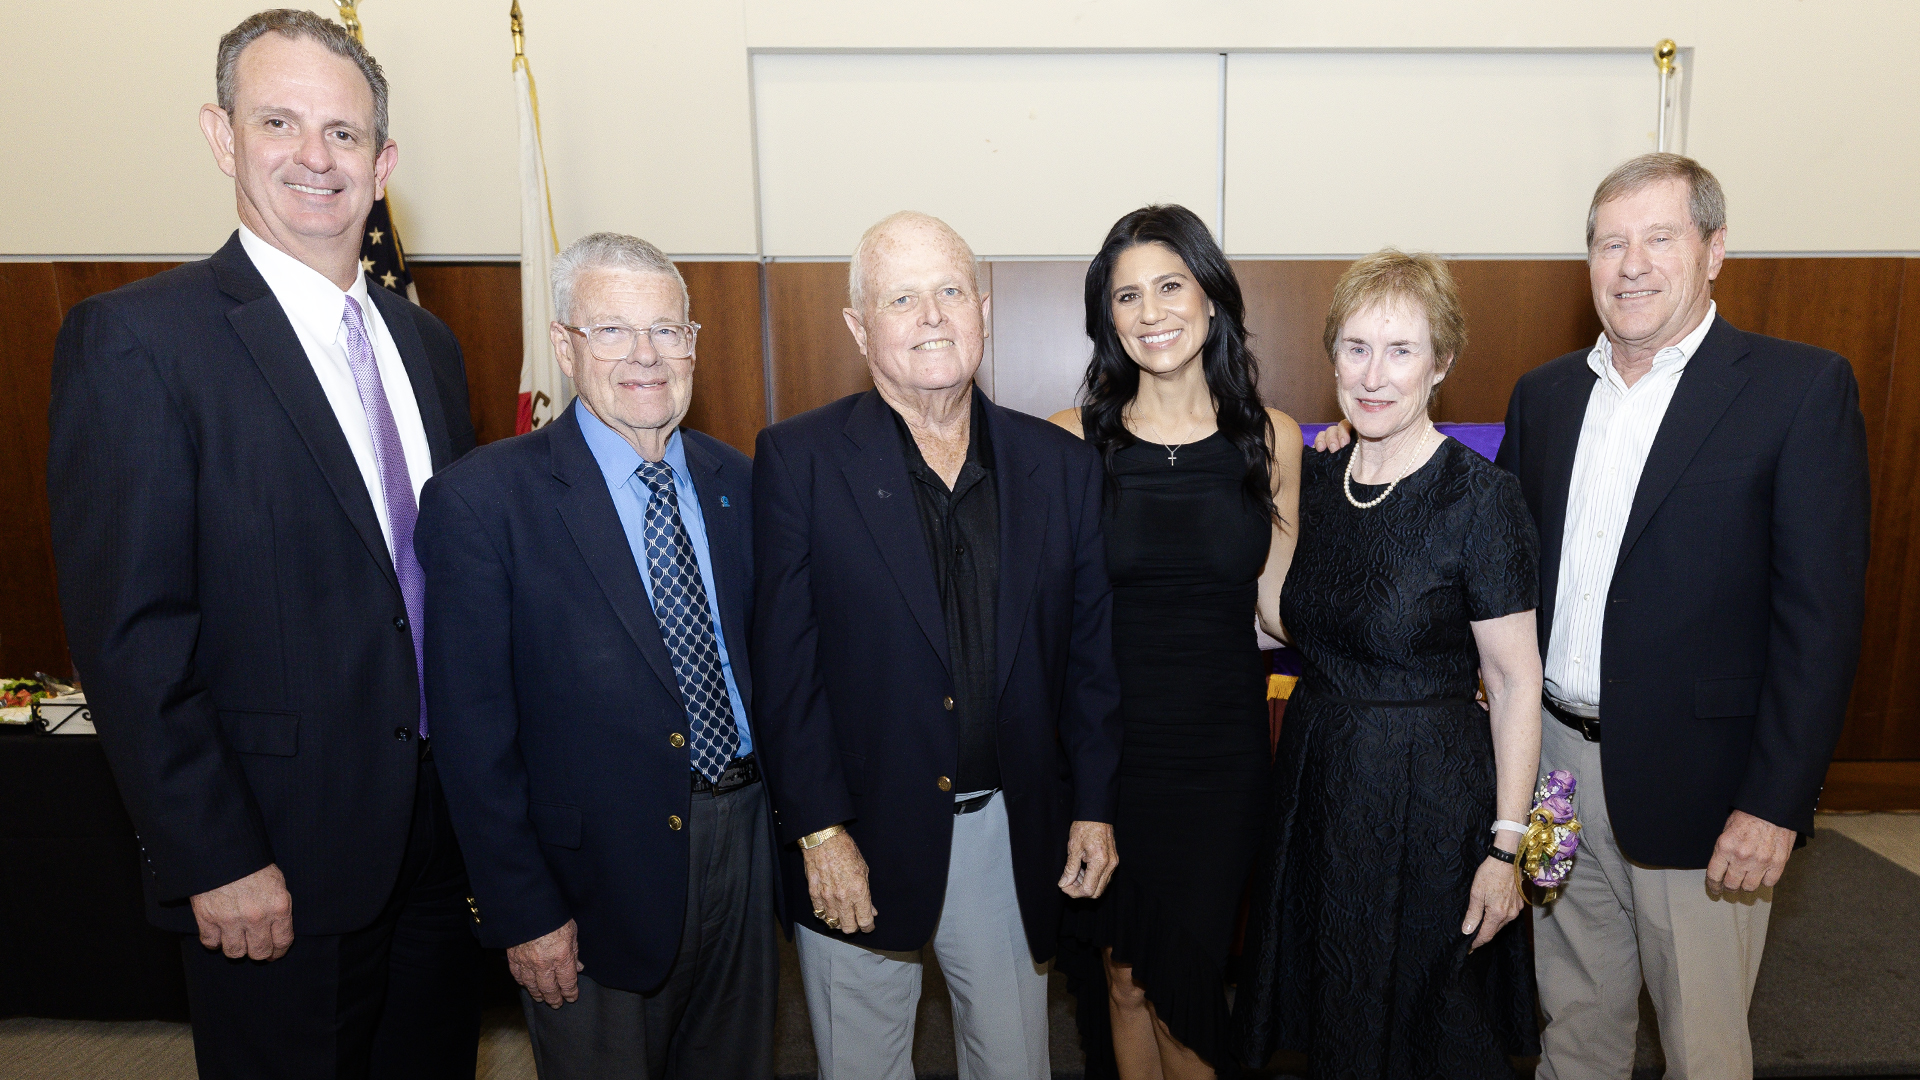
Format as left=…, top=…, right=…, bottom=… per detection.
left=417, top=404, right=768, bottom=993
left=1497, top=316, right=1870, bottom=867
left=47, top=232, right=475, bottom=934
left=752, top=389, right=1123, bottom=960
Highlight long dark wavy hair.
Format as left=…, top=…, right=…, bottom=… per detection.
left=1079, top=204, right=1275, bottom=520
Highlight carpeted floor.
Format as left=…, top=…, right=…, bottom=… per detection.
left=4, top=816, right=1916, bottom=1080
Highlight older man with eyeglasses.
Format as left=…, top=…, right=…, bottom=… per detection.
left=417, top=232, right=779, bottom=1080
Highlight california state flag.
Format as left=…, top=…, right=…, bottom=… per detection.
left=514, top=35, right=568, bottom=433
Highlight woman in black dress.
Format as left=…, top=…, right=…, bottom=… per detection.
left=1234, top=250, right=1543, bottom=1078
left=1051, top=204, right=1300, bottom=1080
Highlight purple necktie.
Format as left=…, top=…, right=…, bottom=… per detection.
left=342, top=295, right=428, bottom=738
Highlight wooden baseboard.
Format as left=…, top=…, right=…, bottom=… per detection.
left=1818, top=760, right=1920, bottom=812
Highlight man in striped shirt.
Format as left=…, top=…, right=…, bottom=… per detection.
left=1498, top=154, right=1871, bottom=1080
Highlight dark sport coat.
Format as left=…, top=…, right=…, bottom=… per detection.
left=47, top=232, right=474, bottom=934
left=752, top=388, right=1123, bottom=960
left=417, top=405, right=772, bottom=992
left=1497, top=315, right=1870, bottom=867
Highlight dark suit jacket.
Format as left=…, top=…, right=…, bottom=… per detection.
left=752, top=388, right=1123, bottom=960
left=1497, top=315, right=1870, bottom=867
left=417, top=405, right=768, bottom=993
left=47, top=232, right=475, bottom=934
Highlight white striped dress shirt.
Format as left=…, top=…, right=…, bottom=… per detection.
left=1544, top=303, right=1717, bottom=709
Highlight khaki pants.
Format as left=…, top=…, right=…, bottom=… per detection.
left=1534, top=708, right=1772, bottom=1080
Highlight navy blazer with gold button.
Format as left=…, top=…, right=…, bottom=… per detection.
left=417, top=403, right=771, bottom=993
left=751, top=388, right=1123, bottom=960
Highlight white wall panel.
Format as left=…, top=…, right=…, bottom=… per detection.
left=1224, top=52, right=1655, bottom=256
left=753, top=53, right=1221, bottom=258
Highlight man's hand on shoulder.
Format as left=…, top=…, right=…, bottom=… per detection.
left=509, top=918, right=584, bottom=1008
left=1059, top=820, right=1118, bottom=899
left=1706, top=809, right=1795, bottom=894
left=190, top=863, right=294, bottom=961
left=1312, top=420, right=1354, bottom=453
left=802, top=829, right=878, bottom=934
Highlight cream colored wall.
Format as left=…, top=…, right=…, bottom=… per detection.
left=2, top=2, right=1913, bottom=258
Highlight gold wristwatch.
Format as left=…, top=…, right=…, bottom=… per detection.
left=798, top=824, right=846, bottom=850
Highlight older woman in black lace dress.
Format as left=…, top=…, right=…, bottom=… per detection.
left=1234, top=251, right=1544, bottom=1078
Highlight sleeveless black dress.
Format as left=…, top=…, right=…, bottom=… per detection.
left=1062, top=432, right=1273, bottom=1074
left=1233, top=438, right=1542, bottom=1078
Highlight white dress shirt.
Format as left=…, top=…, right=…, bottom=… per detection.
left=239, top=226, right=434, bottom=557
left=1544, top=303, right=1718, bottom=709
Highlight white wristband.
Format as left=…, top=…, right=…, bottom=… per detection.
left=1491, top=819, right=1529, bottom=836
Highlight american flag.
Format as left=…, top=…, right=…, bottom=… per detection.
left=359, top=196, right=416, bottom=302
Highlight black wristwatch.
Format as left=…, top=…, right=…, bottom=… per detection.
left=1485, top=844, right=1517, bottom=865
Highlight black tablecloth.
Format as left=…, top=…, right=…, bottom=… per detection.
left=0, top=727, right=190, bottom=1020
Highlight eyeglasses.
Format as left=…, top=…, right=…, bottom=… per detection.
left=560, top=321, right=701, bottom=361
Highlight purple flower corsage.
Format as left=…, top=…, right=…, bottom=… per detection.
left=1519, top=769, right=1583, bottom=901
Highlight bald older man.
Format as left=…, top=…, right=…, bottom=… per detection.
left=752, top=212, right=1123, bottom=1078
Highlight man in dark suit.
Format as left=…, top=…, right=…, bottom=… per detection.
left=418, top=232, right=778, bottom=1079
left=1497, top=154, right=1871, bottom=1080
left=46, top=11, right=480, bottom=1078
left=753, top=211, right=1124, bottom=1079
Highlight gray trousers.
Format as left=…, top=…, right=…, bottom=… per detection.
left=521, top=780, right=779, bottom=1080
left=796, top=791, right=1051, bottom=1080
left=1534, top=709, right=1773, bottom=1080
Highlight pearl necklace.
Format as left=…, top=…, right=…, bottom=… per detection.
left=1343, top=426, right=1437, bottom=509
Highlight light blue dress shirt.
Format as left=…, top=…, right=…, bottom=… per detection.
left=574, top=400, right=752, bottom=757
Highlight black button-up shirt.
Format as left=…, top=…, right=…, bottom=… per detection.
left=892, top=393, right=1000, bottom=794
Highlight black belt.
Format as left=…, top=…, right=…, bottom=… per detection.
left=954, top=790, right=996, bottom=816
left=1544, top=699, right=1602, bottom=742
left=691, top=754, right=760, bottom=795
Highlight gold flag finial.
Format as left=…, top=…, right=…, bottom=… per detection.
left=1654, top=39, right=1678, bottom=76
left=333, top=0, right=364, bottom=45
left=511, top=0, right=526, bottom=59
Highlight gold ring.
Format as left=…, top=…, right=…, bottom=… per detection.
left=824, top=915, right=841, bottom=930
left=813, top=908, right=827, bottom=920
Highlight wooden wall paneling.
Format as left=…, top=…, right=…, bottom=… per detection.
left=1232, top=260, right=1346, bottom=424
left=50, top=262, right=182, bottom=311
left=1817, top=760, right=1920, bottom=812
left=411, top=264, right=522, bottom=447
left=767, top=261, right=870, bottom=422
left=0, top=264, right=69, bottom=678
left=1843, top=260, right=1920, bottom=760
left=1438, top=260, right=1602, bottom=424
left=984, top=261, right=1085, bottom=419
left=679, top=262, right=769, bottom=456
left=1713, top=259, right=1911, bottom=760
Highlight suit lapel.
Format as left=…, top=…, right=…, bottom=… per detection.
left=1616, top=318, right=1751, bottom=564
left=840, top=391, right=951, bottom=674
left=1535, top=361, right=1599, bottom=625
left=212, top=235, right=400, bottom=597
left=988, top=401, right=1048, bottom=698
left=683, top=433, right=751, bottom=708
left=365, top=283, right=455, bottom=469
left=549, top=409, right=687, bottom=709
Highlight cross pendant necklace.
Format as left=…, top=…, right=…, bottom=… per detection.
left=1160, top=441, right=1185, bottom=466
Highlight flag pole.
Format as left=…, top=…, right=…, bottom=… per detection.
left=1654, top=39, right=1678, bottom=153
left=333, top=1, right=419, bottom=301
left=513, top=0, right=569, bottom=433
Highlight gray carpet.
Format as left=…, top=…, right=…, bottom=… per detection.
left=3, top=826, right=1914, bottom=1079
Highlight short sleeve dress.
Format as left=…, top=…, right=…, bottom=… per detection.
left=1233, top=437, right=1543, bottom=1078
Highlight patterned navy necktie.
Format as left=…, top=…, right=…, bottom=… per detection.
left=634, top=460, right=739, bottom=782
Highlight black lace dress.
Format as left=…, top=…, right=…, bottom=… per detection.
left=1233, top=438, right=1542, bottom=1078
left=1060, top=432, right=1273, bottom=1076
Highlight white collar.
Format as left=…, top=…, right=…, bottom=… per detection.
left=1588, top=301, right=1716, bottom=390
left=237, top=224, right=374, bottom=343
